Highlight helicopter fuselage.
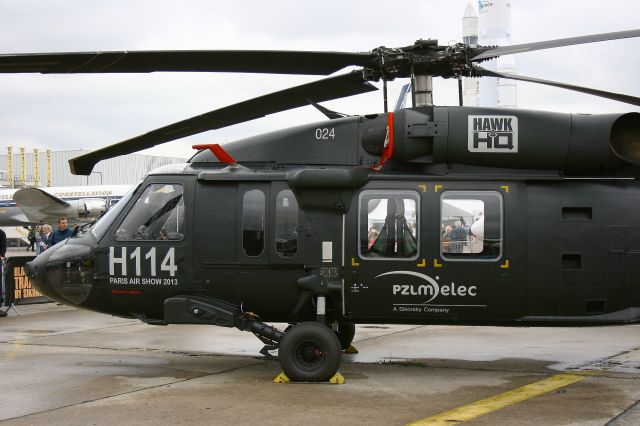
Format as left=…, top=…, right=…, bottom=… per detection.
left=27, top=107, right=640, bottom=327
left=11, top=28, right=640, bottom=381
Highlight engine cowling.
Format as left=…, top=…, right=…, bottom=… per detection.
left=362, top=107, right=640, bottom=176
left=73, top=198, right=108, bottom=219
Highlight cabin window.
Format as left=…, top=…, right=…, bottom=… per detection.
left=275, top=189, right=298, bottom=258
left=242, top=189, right=265, bottom=257
left=115, top=183, right=185, bottom=241
left=440, top=191, right=502, bottom=261
left=358, top=190, right=419, bottom=259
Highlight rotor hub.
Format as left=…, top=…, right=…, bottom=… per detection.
left=368, top=40, right=477, bottom=82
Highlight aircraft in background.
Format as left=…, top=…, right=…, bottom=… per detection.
left=0, top=184, right=132, bottom=226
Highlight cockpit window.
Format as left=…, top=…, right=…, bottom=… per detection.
left=115, top=183, right=185, bottom=241
left=242, top=189, right=265, bottom=256
left=91, top=183, right=139, bottom=240
left=275, top=189, right=298, bottom=258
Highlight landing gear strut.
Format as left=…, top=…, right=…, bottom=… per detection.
left=164, top=295, right=344, bottom=382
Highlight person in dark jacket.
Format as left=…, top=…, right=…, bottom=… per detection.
left=39, top=224, right=53, bottom=252
left=27, top=226, right=36, bottom=251
left=50, top=217, right=74, bottom=246
left=449, top=220, right=468, bottom=253
left=0, top=228, right=6, bottom=317
left=0, top=228, right=6, bottom=260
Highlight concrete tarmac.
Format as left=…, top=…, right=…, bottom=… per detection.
left=0, top=303, right=639, bottom=425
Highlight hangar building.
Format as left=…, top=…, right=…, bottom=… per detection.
left=0, top=149, right=185, bottom=187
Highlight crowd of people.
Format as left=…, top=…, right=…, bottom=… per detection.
left=25, top=217, right=75, bottom=255
left=1, top=218, right=74, bottom=317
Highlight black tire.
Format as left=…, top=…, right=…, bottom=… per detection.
left=335, top=322, right=356, bottom=350
left=279, top=321, right=342, bottom=382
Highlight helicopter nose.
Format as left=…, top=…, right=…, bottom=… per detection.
left=25, top=249, right=59, bottom=302
left=26, top=240, right=94, bottom=306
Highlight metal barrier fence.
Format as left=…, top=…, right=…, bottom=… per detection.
left=441, top=239, right=484, bottom=254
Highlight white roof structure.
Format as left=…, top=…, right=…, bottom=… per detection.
left=0, top=149, right=185, bottom=187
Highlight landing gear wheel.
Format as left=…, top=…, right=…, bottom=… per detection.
left=335, top=322, right=356, bottom=350
left=279, top=321, right=342, bottom=382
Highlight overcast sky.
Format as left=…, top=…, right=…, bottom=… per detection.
left=1, top=0, right=639, bottom=160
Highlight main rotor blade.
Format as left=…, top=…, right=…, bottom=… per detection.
left=69, top=71, right=376, bottom=175
left=475, top=67, right=640, bottom=107
left=0, top=50, right=376, bottom=75
left=471, top=29, right=640, bottom=61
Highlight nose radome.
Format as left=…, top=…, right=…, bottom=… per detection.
left=26, top=239, right=94, bottom=306
left=25, top=249, right=60, bottom=303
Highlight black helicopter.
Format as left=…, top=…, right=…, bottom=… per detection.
left=3, top=29, right=640, bottom=382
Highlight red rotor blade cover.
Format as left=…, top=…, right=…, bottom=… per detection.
left=192, top=144, right=237, bottom=164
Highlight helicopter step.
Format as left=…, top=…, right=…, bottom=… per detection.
left=164, top=295, right=284, bottom=353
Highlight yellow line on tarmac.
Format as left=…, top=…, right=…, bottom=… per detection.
left=2, top=341, right=24, bottom=361
left=407, top=372, right=594, bottom=426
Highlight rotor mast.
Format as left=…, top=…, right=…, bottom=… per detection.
left=408, top=40, right=438, bottom=107
left=411, top=74, right=433, bottom=107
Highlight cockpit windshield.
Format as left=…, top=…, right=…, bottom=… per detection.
left=91, top=183, right=140, bottom=240
left=114, top=183, right=185, bottom=241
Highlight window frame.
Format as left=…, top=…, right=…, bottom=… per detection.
left=274, top=189, right=299, bottom=259
left=439, top=190, right=503, bottom=262
left=357, top=189, right=420, bottom=261
left=113, top=183, right=186, bottom=242
left=241, top=188, right=266, bottom=258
